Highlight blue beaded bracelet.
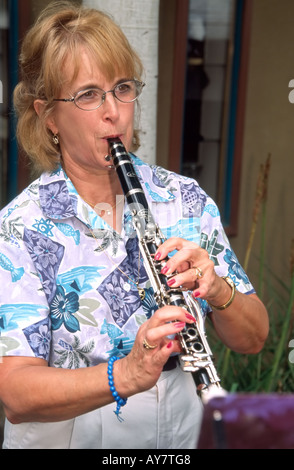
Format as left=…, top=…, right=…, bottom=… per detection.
left=107, top=356, right=127, bottom=422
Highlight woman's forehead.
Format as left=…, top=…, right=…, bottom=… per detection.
left=59, top=45, right=129, bottom=91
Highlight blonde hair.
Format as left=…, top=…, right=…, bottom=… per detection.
left=14, top=1, right=144, bottom=175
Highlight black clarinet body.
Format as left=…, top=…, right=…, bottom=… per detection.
left=108, top=137, right=222, bottom=396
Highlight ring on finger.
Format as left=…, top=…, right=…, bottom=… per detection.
left=143, top=338, right=158, bottom=350
left=193, top=266, right=203, bottom=279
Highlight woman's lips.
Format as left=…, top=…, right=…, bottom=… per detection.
left=101, top=134, right=124, bottom=169
left=102, top=134, right=123, bottom=140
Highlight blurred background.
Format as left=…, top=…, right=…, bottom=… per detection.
left=1, top=0, right=294, bottom=446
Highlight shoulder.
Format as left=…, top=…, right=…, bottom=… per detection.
left=131, top=153, right=199, bottom=187
left=131, top=153, right=209, bottom=209
left=0, top=177, right=41, bottom=224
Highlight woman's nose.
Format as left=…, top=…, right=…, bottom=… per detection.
left=101, top=91, right=120, bottom=121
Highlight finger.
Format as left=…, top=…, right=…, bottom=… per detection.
left=143, top=321, right=187, bottom=349
left=155, top=237, right=194, bottom=257
left=156, top=239, right=204, bottom=276
left=167, top=265, right=204, bottom=287
left=147, top=305, right=196, bottom=328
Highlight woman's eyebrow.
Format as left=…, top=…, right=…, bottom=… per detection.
left=115, top=77, right=132, bottom=84
left=71, top=83, right=102, bottom=95
left=72, top=78, right=132, bottom=95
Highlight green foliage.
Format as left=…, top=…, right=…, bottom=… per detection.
left=207, top=265, right=294, bottom=392
left=209, top=155, right=294, bottom=393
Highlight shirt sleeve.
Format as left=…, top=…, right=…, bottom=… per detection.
left=200, top=194, right=255, bottom=295
left=0, top=217, right=50, bottom=360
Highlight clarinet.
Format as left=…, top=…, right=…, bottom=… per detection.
left=108, top=137, right=222, bottom=396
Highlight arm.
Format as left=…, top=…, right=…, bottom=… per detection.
left=0, top=305, right=194, bottom=424
left=0, top=357, right=112, bottom=424
left=207, top=288, right=269, bottom=354
left=154, top=237, right=269, bottom=355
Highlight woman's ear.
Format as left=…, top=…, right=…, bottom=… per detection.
left=34, top=99, right=58, bottom=135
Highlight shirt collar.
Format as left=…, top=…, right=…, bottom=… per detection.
left=38, top=166, right=116, bottom=231
left=39, top=155, right=175, bottom=222
left=39, top=166, right=78, bottom=220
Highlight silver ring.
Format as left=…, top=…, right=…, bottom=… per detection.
left=143, top=338, right=158, bottom=350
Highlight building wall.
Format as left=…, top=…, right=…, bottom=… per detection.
left=231, top=0, right=294, bottom=292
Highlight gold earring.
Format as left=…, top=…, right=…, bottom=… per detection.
left=53, top=134, right=59, bottom=145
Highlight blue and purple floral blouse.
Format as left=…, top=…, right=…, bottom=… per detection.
left=0, top=154, right=254, bottom=367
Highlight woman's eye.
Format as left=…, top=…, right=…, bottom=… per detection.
left=116, top=84, right=131, bottom=94
left=78, top=90, right=99, bottom=101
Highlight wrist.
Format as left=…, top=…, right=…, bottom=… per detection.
left=111, top=355, right=137, bottom=398
left=107, top=356, right=128, bottom=421
left=207, top=276, right=236, bottom=310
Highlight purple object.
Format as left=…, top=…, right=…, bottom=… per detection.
left=197, top=394, right=294, bottom=449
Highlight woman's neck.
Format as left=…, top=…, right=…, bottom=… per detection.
left=64, top=164, right=124, bottom=231
left=64, top=160, right=122, bottom=203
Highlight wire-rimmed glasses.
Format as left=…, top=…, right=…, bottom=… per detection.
left=53, top=79, right=145, bottom=111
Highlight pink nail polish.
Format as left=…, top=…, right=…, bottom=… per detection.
left=167, top=278, right=175, bottom=286
left=167, top=341, right=173, bottom=349
left=155, top=252, right=161, bottom=261
left=193, top=291, right=201, bottom=298
left=174, top=322, right=185, bottom=329
left=161, top=266, right=169, bottom=275
left=185, top=313, right=195, bottom=322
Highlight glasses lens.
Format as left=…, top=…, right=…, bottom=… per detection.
left=75, top=89, right=103, bottom=110
left=114, top=80, right=144, bottom=103
left=73, top=81, right=145, bottom=110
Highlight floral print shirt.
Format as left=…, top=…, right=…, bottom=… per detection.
left=0, top=155, right=254, bottom=367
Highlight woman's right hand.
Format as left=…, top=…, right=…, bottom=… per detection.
left=114, top=305, right=196, bottom=397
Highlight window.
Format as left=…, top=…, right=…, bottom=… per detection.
left=182, top=0, right=252, bottom=235
left=158, top=0, right=252, bottom=235
left=182, top=0, right=235, bottom=203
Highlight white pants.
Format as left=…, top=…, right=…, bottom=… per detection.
left=3, top=365, right=203, bottom=449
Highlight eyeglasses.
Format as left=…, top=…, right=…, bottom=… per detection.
left=53, top=79, right=145, bottom=111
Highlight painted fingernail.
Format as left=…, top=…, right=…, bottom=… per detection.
left=167, top=341, right=173, bottom=349
left=185, top=313, right=195, bottom=322
left=193, top=291, right=201, bottom=298
left=155, top=252, right=161, bottom=260
left=161, top=266, right=169, bottom=275
left=167, top=278, right=176, bottom=286
left=174, top=322, right=185, bottom=329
